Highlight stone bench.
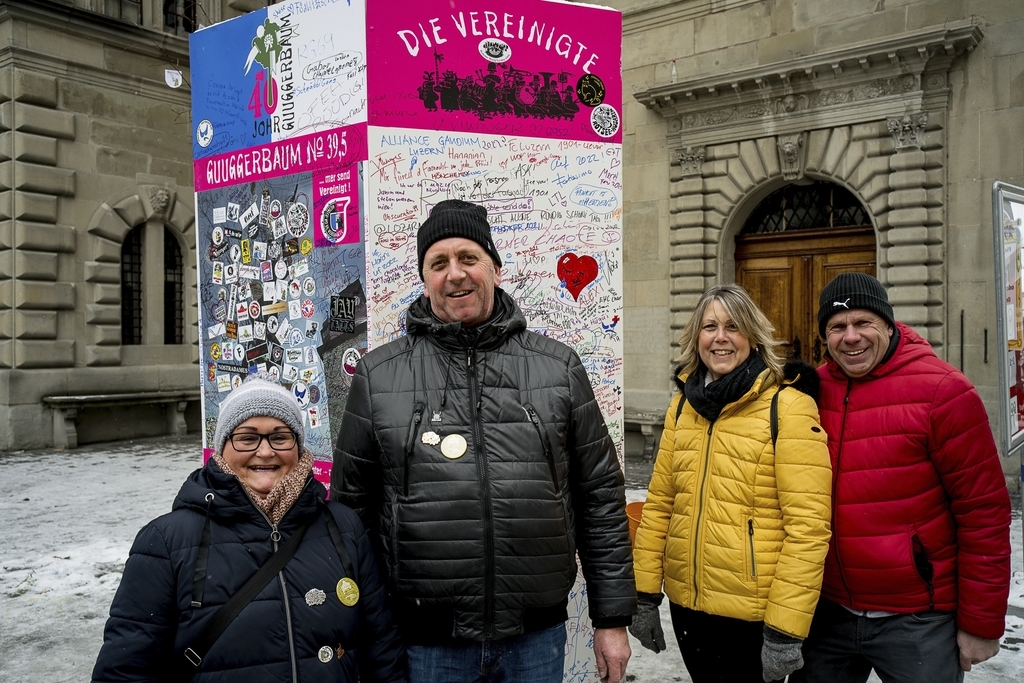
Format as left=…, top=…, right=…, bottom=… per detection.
left=42, top=390, right=201, bottom=449
left=624, top=409, right=665, bottom=462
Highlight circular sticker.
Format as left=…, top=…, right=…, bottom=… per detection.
left=266, top=315, right=280, bottom=334
left=209, top=343, right=222, bottom=361
left=320, top=198, right=348, bottom=243
left=270, top=199, right=282, bottom=219
left=302, top=277, right=316, bottom=296
left=440, top=434, right=468, bottom=459
left=336, top=577, right=360, bottom=606
left=196, top=119, right=214, bottom=148
left=268, top=365, right=280, bottom=380
left=342, top=347, right=361, bottom=376
left=275, top=259, right=289, bottom=279
left=289, top=280, right=302, bottom=299
left=591, top=104, right=620, bottom=138
left=478, top=38, right=511, bottom=63
left=229, top=244, right=241, bottom=262
left=212, top=226, right=225, bottom=245
left=576, top=74, right=606, bottom=107
left=248, top=300, right=262, bottom=319
left=289, top=328, right=305, bottom=346
left=293, top=381, right=310, bottom=408
left=300, top=238, right=312, bottom=256
left=308, top=384, right=321, bottom=404
left=287, top=202, right=309, bottom=237
left=231, top=375, right=242, bottom=389
left=301, top=299, right=315, bottom=318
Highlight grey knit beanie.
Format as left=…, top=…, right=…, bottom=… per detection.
left=818, top=272, right=895, bottom=338
left=416, top=199, right=502, bottom=278
left=213, top=374, right=304, bottom=455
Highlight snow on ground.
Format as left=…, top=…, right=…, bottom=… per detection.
left=0, top=436, right=1020, bottom=682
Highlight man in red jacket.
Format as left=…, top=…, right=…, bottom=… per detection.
left=791, top=272, right=1012, bottom=683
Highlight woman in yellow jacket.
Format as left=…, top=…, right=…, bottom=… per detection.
left=630, top=284, right=832, bottom=683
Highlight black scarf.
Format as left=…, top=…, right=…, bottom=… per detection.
left=685, top=353, right=768, bottom=423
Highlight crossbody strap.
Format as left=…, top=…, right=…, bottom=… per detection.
left=770, top=386, right=786, bottom=447
left=182, top=513, right=317, bottom=669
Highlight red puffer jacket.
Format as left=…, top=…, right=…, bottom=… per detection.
left=817, top=323, right=1011, bottom=640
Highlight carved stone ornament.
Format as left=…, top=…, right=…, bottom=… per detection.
left=887, top=112, right=928, bottom=150
left=148, top=186, right=171, bottom=215
left=676, top=146, right=705, bottom=176
left=777, top=133, right=805, bottom=181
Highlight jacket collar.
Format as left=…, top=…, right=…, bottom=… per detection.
left=406, top=286, right=527, bottom=351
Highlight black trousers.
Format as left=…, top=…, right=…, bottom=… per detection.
left=669, top=602, right=783, bottom=683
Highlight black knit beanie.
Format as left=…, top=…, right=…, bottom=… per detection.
left=818, top=272, right=895, bottom=338
left=416, top=200, right=502, bottom=279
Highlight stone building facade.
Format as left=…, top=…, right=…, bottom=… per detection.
left=603, top=0, right=1024, bottom=485
left=0, top=0, right=224, bottom=450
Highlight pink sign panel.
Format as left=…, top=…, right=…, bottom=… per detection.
left=194, top=124, right=368, bottom=192
left=367, top=0, right=622, bottom=143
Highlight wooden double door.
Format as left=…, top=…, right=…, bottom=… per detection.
left=735, top=227, right=876, bottom=365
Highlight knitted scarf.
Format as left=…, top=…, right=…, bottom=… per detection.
left=213, top=449, right=314, bottom=525
left=685, top=353, right=768, bottom=423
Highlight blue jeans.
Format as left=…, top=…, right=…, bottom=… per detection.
left=407, top=623, right=566, bottom=683
left=789, top=599, right=964, bottom=683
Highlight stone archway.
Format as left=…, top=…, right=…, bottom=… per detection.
left=634, top=22, right=981, bottom=364
left=84, top=183, right=196, bottom=366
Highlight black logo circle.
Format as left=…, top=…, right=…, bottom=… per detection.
left=576, top=74, right=605, bottom=107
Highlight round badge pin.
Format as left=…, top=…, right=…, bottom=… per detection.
left=336, top=577, right=360, bottom=606
left=305, top=588, right=326, bottom=606
left=440, top=434, right=468, bottom=459
left=317, top=645, right=333, bottom=663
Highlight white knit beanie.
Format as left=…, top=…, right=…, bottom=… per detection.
left=213, top=374, right=304, bottom=455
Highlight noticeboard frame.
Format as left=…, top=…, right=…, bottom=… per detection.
left=991, top=181, right=1024, bottom=467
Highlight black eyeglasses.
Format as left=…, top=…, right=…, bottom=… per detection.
left=228, top=431, right=297, bottom=452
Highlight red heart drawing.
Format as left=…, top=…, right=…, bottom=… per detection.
left=557, top=252, right=599, bottom=301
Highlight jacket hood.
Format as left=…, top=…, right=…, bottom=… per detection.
left=406, top=286, right=527, bottom=351
left=824, top=321, right=931, bottom=382
left=172, top=458, right=323, bottom=526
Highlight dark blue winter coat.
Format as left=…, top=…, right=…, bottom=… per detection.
left=92, top=459, right=406, bottom=683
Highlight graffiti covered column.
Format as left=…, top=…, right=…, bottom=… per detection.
left=364, top=2, right=624, bottom=679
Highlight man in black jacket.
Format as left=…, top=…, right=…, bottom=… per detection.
left=331, top=199, right=636, bottom=683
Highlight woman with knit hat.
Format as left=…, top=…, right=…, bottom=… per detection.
left=92, top=374, right=406, bottom=683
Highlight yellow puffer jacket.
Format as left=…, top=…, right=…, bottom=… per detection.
left=633, top=366, right=832, bottom=638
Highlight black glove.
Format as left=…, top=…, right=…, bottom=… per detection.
left=628, top=592, right=666, bottom=653
left=761, top=625, right=803, bottom=682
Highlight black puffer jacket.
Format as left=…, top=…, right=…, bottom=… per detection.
left=92, top=460, right=405, bottom=683
left=331, top=288, right=635, bottom=643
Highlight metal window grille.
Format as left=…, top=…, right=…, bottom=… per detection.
left=121, top=227, right=144, bottom=346
left=742, top=182, right=870, bottom=234
left=164, top=229, right=185, bottom=345
left=164, top=0, right=197, bottom=35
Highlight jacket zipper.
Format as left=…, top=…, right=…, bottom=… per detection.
left=244, top=482, right=310, bottom=683
left=748, top=519, right=757, bottom=578
left=833, top=378, right=855, bottom=604
left=525, top=404, right=559, bottom=494
left=404, top=405, right=424, bottom=496
left=468, top=348, right=495, bottom=638
left=692, top=420, right=716, bottom=602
